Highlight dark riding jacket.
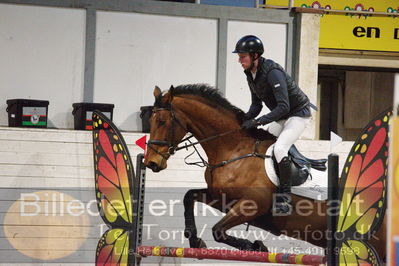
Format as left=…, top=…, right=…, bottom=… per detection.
left=245, top=57, right=311, bottom=125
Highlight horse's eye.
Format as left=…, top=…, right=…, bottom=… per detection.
left=158, top=120, right=166, bottom=126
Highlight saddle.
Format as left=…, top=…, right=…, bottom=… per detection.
left=272, top=145, right=327, bottom=186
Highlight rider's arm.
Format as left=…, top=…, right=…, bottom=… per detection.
left=257, top=69, right=290, bottom=125
left=246, top=90, right=263, bottom=119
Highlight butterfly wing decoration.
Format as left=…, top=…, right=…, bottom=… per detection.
left=336, top=109, right=392, bottom=265
left=92, top=111, right=135, bottom=227
left=92, top=111, right=138, bottom=266
left=338, top=239, right=379, bottom=265
left=96, top=228, right=133, bottom=266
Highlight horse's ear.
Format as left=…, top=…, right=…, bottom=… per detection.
left=169, top=85, right=175, bottom=96
left=164, top=85, right=174, bottom=103
left=153, top=86, right=161, bottom=98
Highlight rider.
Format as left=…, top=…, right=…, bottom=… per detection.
left=233, top=35, right=313, bottom=215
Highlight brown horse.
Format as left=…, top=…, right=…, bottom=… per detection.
left=144, top=84, right=386, bottom=257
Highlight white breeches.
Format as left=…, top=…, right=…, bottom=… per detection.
left=262, top=116, right=311, bottom=163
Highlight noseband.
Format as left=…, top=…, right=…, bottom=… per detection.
left=146, top=105, right=189, bottom=160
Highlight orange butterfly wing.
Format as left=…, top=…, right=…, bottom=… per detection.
left=92, top=111, right=135, bottom=227
left=336, top=109, right=391, bottom=265
left=96, top=228, right=132, bottom=266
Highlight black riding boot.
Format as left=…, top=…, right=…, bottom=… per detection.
left=273, top=156, right=293, bottom=215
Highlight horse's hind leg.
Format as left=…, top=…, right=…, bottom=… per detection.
left=183, top=188, right=222, bottom=248
left=212, top=198, right=268, bottom=252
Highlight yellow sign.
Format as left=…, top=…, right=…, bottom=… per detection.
left=266, top=0, right=399, bottom=52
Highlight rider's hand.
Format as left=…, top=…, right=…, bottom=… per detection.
left=241, top=119, right=260, bottom=129
left=242, top=113, right=253, bottom=121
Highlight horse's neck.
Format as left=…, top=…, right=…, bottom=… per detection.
left=174, top=97, right=253, bottom=161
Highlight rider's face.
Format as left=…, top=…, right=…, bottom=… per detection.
left=238, top=53, right=252, bottom=70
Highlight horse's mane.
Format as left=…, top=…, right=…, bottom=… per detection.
left=161, top=84, right=275, bottom=141
left=173, top=84, right=244, bottom=119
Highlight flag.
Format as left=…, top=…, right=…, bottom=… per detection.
left=135, top=135, right=147, bottom=152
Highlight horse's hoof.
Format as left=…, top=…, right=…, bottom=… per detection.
left=189, top=238, right=207, bottom=249
left=253, top=240, right=268, bottom=252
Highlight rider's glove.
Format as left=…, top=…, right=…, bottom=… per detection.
left=241, top=119, right=260, bottom=129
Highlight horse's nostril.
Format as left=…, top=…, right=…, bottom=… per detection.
left=147, top=161, right=160, bottom=172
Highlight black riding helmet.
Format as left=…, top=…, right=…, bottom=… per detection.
left=232, top=35, right=264, bottom=55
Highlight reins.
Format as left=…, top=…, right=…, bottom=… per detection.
left=147, top=104, right=271, bottom=171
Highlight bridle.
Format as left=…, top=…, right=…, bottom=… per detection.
left=146, top=104, right=238, bottom=161
left=146, top=105, right=187, bottom=160
left=146, top=103, right=270, bottom=172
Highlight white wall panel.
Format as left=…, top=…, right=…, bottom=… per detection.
left=94, top=12, right=218, bottom=131
left=225, top=21, right=287, bottom=113
left=0, top=4, right=85, bottom=128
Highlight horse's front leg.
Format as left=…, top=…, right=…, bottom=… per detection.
left=183, top=188, right=221, bottom=248
left=212, top=198, right=269, bottom=252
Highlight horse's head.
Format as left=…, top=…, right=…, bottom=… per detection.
left=144, top=86, right=188, bottom=172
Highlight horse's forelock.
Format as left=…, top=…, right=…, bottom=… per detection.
left=153, top=89, right=174, bottom=108
left=154, top=95, right=163, bottom=108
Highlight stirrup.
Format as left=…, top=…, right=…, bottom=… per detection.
left=272, top=193, right=292, bottom=215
